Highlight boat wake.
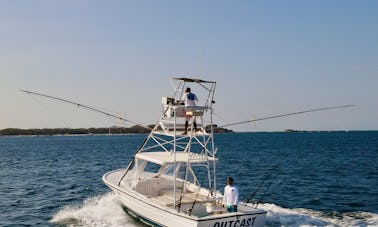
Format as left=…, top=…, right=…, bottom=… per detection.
left=258, top=203, right=378, bottom=227
left=50, top=192, right=140, bottom=227
left=50, top=193, right=378, bottom=227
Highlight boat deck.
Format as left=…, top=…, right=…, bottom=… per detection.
left=151, top=190, right=211, bottom=206
left=103, top=169, right=266, bottom=219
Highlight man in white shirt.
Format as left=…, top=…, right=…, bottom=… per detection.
left=182, top=87, right=198, bottom=134
left=222, top=177, right=239, bottom=212
left=183, top=87, right=198, bottom=107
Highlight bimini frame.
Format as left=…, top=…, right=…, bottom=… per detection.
left=118, top=77, right=218, bottom=210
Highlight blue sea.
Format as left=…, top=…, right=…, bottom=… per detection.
left=1, top=131, right=377, bottom=227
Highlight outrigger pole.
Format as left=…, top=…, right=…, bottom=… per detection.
left=20, top=90, right=152, bottom=130
left=219, top=105, right=355, bottom=128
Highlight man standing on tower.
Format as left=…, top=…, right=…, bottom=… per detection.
left=182, top=87, right=198, bottom=134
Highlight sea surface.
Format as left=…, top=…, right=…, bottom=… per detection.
left=1, top=131, right=377, bottom=227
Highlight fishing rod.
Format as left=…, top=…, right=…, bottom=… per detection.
left=244, top=175, right=269, bottom=204
left=20, top=89, right=152, bottom=130
left=244, top=169, right=277, bottom=204
left=219, top=105, right=355, bottom=128
left=187, top=173, right=208, bottom=216
left=254, top=173, right=278, bottom=208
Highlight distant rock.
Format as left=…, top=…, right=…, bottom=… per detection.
left=206, top=125, right=233, bottom=133
left=284, top=129, right=317, bottom=133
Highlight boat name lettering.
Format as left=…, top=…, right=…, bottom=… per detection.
left=213, top=217, right=256, bottom=227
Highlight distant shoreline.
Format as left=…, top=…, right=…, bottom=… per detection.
left=1, top=128, right=375, bottom=136
left=0, top=126, right=233, bottom=136
left=0, top=126, right=150, bottom=136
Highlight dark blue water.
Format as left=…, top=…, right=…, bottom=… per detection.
left=1, top=132, right=377, bottom=226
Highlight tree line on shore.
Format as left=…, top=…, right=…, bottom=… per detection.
left=0, top=125, right=151, bottom=136
left=0, top=125, right=232, bottom=136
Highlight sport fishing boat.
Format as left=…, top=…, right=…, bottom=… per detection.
left=102, top=77, right=267, bottom=227
left=20, top=78, right=354, bottom=227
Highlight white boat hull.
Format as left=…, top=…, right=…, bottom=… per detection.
left=103, top=170, right=266, bottom=227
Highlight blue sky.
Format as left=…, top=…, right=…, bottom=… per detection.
left=1, top=1, right=377, bottom=131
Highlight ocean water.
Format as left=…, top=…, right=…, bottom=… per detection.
left=0, top=131, right=377, bottom=227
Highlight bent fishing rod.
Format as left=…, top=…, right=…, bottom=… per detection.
left=219, top=105, right=355, bottom=128
left=20, top=90, right=152, bottom=130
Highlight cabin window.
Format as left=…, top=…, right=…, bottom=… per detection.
left=144, top=161, right=161, bottom=174
left=161, top=164, right=175, bottom=177
left=160, top=163, right=200, bottom=186
left=191, top=166, right=210, bottom=188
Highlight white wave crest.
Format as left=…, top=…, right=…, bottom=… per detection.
left=50, top=194, right=378, bottom=227
left=258, top=203, right=378, bottom=227
left=50, top=192, right=139, bottom=227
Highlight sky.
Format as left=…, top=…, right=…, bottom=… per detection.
left=1, top=0, right=377, bottom=132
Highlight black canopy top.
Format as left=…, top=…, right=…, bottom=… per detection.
left=171, top=77, right=215, bottom=84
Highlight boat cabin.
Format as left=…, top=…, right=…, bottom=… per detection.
left=123, top=151, right=220, bottom=217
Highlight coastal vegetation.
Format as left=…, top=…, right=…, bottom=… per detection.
left=0, top=125, right=232, bottom=136
left=0, top=126, right=150, bottom=136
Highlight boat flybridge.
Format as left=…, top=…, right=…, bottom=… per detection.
left=102, top=78, right=266, bottom=227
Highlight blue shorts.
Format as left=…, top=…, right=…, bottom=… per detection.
left=226, top=205, right=237, bottom=212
